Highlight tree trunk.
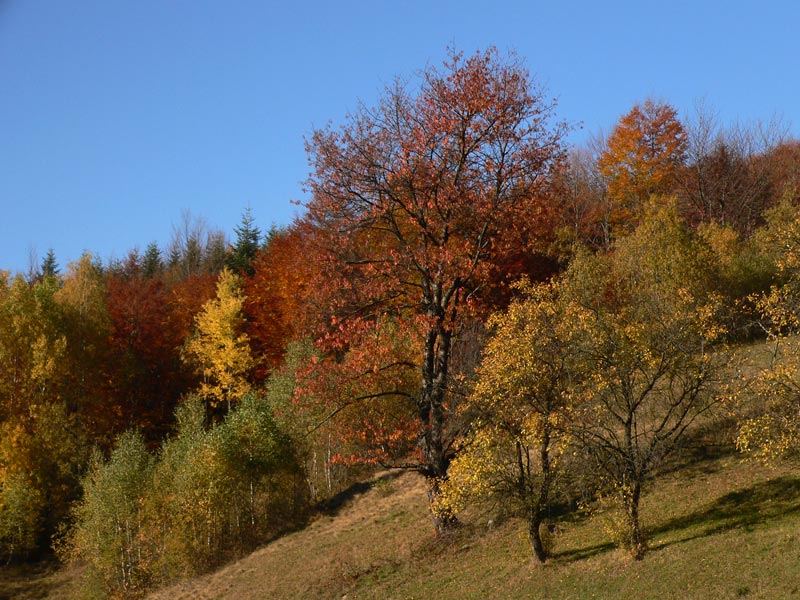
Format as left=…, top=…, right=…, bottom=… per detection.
left=623, top=481, right=647, bottom=559
left=528, top=508, right=547, bottom=563
left=419, top=320, right=456, bottom=533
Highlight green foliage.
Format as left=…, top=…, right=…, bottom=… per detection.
left=227, top=207, right=261, bottom=276
left=265, top=340, right=357, bottom=501
left=142, top=242, right=163, bottom=278
left=65, top=394, right=307, bottom=596
left=0, top=402, right=88, bottom=562
left=66, top=431, right=155, bottom=597
left=40, top=249, right=59, bottom=279
left=149, top=394, right=306, bottom=578
left=0, top=472, right=44, bottom=563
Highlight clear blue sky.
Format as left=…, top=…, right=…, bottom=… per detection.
left=2, top=0, right=798, bottom=275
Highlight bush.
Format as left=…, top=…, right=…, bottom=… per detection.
left=65, top=431, right=155, bottom=597
left=0, top=402, right=88, bottom=562
left=66, top=393, right=309, bottom=596
left=0, top=472, right=44, bottom=563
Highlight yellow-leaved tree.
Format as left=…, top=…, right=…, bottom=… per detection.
left=567, top=198, right=725, bottom=559
left=438, top=279, right=588, bottom=563
left=183, top=268, right=254, bottom=411
left=737, top=197, right=800, bottom=462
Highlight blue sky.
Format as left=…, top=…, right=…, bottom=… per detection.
left=1, top=1, right=798, bottom=275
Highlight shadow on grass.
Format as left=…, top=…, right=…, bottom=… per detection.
left=317, top=470, right=406, bottom=517
left=552, top=540, right=617, bottom=562
left=554, top=475, right=800, bottom=563
left=649, top=475, right=800, bottom=550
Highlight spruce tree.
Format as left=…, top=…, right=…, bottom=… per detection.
left=228, top=207, right=261, bottom=275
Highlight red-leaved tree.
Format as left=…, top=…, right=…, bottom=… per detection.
left=302, top=48, right=566, bottom=530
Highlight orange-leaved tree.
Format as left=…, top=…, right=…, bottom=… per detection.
left=597, top=98, right=687, bottom=237
left=302, top=47, right=567, bottom=530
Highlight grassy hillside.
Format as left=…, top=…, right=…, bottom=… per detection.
left=139, top=445, right=800, bottom=600
left=2, top=431, right=799, bottom=599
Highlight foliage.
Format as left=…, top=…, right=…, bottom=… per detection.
left=736, top=197, right=800, bottom=463
left=680, top=105, right=788, bottom=235
left=40, top=249, right=59, bottom=279
left=104, top=269, right=187, bottom=442
left=65, top=431, right=155, bottom=597
left=735, top=337, right=800, bottom=463
left=566, top=199, right=725, bottom=558
left=303, top=47, right=566, bottom=530
left=55, top=254, right=114, bottom=440
left=66, top=394, right=307, bottom=597
left=227, top=207, right=261, bottom=276
left=0, top=472, right=44, bottom=564
left=182, top=268, right=255, bottom=410
left=439, top=279, right=586, bottom=561
left=0, top=272, right=66, bottom=421
left=597, top=99, right=687, bottom=236
left=0, top=402, right=88, bottom=562
left=244, top=225, right=315, bottom=382
left=149, top=395, right=306, bottom=578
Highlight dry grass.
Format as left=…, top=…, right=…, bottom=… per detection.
left=0, top=559, right=80, bottom=600
left=4, top=446, right=799, bottom=600
left=136, top=449, right=800, bottom=600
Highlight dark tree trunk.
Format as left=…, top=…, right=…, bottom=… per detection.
left=623, top=481, right=647, bottom=559
left=419, top=320, right=456, bottom=533
left=528, top=508, right=547, bottom=563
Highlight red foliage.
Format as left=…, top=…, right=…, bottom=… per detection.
left=104, top=271, right=192, bottom=442
left=300, top=48, right=567, bottom=497
left=244, top=224, right=321, bottom=383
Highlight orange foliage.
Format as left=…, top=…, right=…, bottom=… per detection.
left=598, top=99, right=687, bottom=232
left=244, top=224, right=319, bottom=382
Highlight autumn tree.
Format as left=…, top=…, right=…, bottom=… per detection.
left=55, top=254, right=115, bottom=440
left=166, top=210, right=229, bottom=279
left=105, top=264, right=189, bottom=441
left=244, top=225, right=317, bottom=382
left=597, top=99, right=687, bottom=237
left=551, top=135, right=612, bottom=252
left=303, top=47, right=566, bottom=529
left=568, top=199, right=725, bottom=559
left=439, top=279, right=586, bottom=562
left=0, top=272, right=66, bottom=420
left=183, top=267, right=254, bottom=411
left=737, top=197, right=800, bottom=461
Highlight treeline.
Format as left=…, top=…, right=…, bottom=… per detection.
left=2, top=47, right=800, bottom=597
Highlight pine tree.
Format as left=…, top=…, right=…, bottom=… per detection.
left=41, top=249, right=59, bottom=279
left=228, top=208, right=261, bottom=275
left=142, top=242, right=163, bottom=278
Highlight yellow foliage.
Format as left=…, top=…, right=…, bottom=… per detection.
left=183, top=268, right=254, bottom=408
left=736, top=336, right=800, bottom=464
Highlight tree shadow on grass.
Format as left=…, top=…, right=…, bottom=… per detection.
left=553, top=475, right=800, bottom=563
left=648, top=475, right=800, bottom=551
left=552, top=540, right=618, bottom=562
left=317, top=470, right=406, bottom=517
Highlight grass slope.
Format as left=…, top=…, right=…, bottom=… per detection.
left=143, top=449, right=800, bottom=600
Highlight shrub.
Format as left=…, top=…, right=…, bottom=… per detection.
left=66, top=431, right=155, bottom=597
